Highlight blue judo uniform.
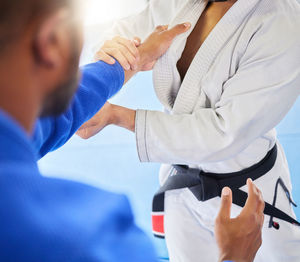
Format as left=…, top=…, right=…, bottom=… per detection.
left=0, top=61, right=157, bottom=262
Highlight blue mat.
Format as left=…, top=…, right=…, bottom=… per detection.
left=38, top=71, right=300, bottom=260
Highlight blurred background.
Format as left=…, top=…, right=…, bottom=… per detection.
left=83, top=0, right=147, bottom=25
left=38, top=0, right=300, bottom=261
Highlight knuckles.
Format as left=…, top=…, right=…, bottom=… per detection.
left=155, top=25, right=164, bottom=31
left=103, top=37, right=139, bottom=58
left=113, top=36, right=121, bottom=41
left=215, top=215, right=227, bottom=226
left=103, top=40, right=112, bottom=47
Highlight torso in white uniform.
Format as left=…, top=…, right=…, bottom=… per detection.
left=146, top=0, right=299, bottom=178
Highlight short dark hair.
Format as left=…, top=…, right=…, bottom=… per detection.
left=0, top=0, right=72, bottom=52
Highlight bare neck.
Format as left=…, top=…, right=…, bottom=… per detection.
left=0, top=52, right=40, bottom=135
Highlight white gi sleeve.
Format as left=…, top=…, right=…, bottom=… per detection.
left=135, top=14, right=300, bottom=165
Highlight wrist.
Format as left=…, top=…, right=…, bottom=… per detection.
left=219, top=253, right=234, bottom=262
left=137, top=45, right=151, bottom=70
left=219, top=255, right=249, bottom=262
left=110, top=104, right=136, bottom=132
left=109, top=104, right=120, bottom=126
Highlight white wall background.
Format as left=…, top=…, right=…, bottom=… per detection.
left=80, top=0, right=148, bottom=64
left=83, top=0, right=148, bottom=25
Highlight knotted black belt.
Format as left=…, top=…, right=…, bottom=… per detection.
left=151, top=145, right=300, bottom=238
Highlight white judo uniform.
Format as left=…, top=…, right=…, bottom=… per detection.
left=91, top=0, right=300, bottom=261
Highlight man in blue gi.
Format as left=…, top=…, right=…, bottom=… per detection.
left=0, top=0, right=264, bottom=261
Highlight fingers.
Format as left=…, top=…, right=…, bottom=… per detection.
left=243, top=179, right=259, bottom=213
left=76, top=128, right=90, bottom=140
left=114, top=36, right=140, bottom=60
left=95, top=50, right=115, bottom=64
left=257, top=189, right=265, bottom=214
left=103, top=47, right=131, bottom=70
left=165, top=22, right=191, bottom=39
left=77, top=127, right=100, bottom=140
left=96, top=36, right=141, bottom=71
left=133, top=37, right=141, bottom=47
left=217, top=187, right=233, bottom=221
left=155, top=25, right=169, bottom=33
left=256, top=184, right=265, bottom=229
left=241, top=179, right=265, bottom=217
left=77, top=126, right=99, bottom=140
left=116, top=45, right=138, bottom=70
left=76, top=121, right=96, bottom=139
left=77, top=120, right=92, bottom=131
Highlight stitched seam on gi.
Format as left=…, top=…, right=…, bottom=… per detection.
left=144, top=110, right=150, bottom=162
left=135, top=110, right=142, bottom=161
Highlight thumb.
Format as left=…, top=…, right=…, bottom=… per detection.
left=217, top=187, right=232, bottom=221
left=166, top=22, right=191, bottom=39
left=155, top=25, right=169, bottom=33
left=133, top=37, right=141, bottom=47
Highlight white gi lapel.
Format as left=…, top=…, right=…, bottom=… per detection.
left=171, top=0, right=261, bottom=114
left=152, top=0, right=206, bottom=111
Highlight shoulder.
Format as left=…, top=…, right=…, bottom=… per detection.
left=250, top=0, right=300, bottom=33
left=240, top=0, right=300, bottom=63
left=0, top=170, right=140, bottom=261
left=0, top=167, right=135, bottom=231
left=258, top=0, right=300, bottom=16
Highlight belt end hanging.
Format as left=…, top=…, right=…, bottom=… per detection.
left=152, top=212, right=165, bottom=238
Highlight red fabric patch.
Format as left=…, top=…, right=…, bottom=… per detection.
left=152, top=213, right=164, bottom=235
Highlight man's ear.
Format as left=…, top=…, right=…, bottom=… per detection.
left=32, top=9, right=70, bottom=69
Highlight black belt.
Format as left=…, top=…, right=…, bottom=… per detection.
left=151, top=145, right=300, bottom=238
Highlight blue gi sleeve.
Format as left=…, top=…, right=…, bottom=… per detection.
left=32, top=61, right=124, bottom=158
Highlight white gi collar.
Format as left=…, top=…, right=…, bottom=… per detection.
left=153, top=0, right=261, bottom=114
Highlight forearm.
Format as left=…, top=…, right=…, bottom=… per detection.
left=219, top=252, right=254, bottom=262
left=123, top=69, right=139, bottom=85
left=110, top=104, right=136, bottom=132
